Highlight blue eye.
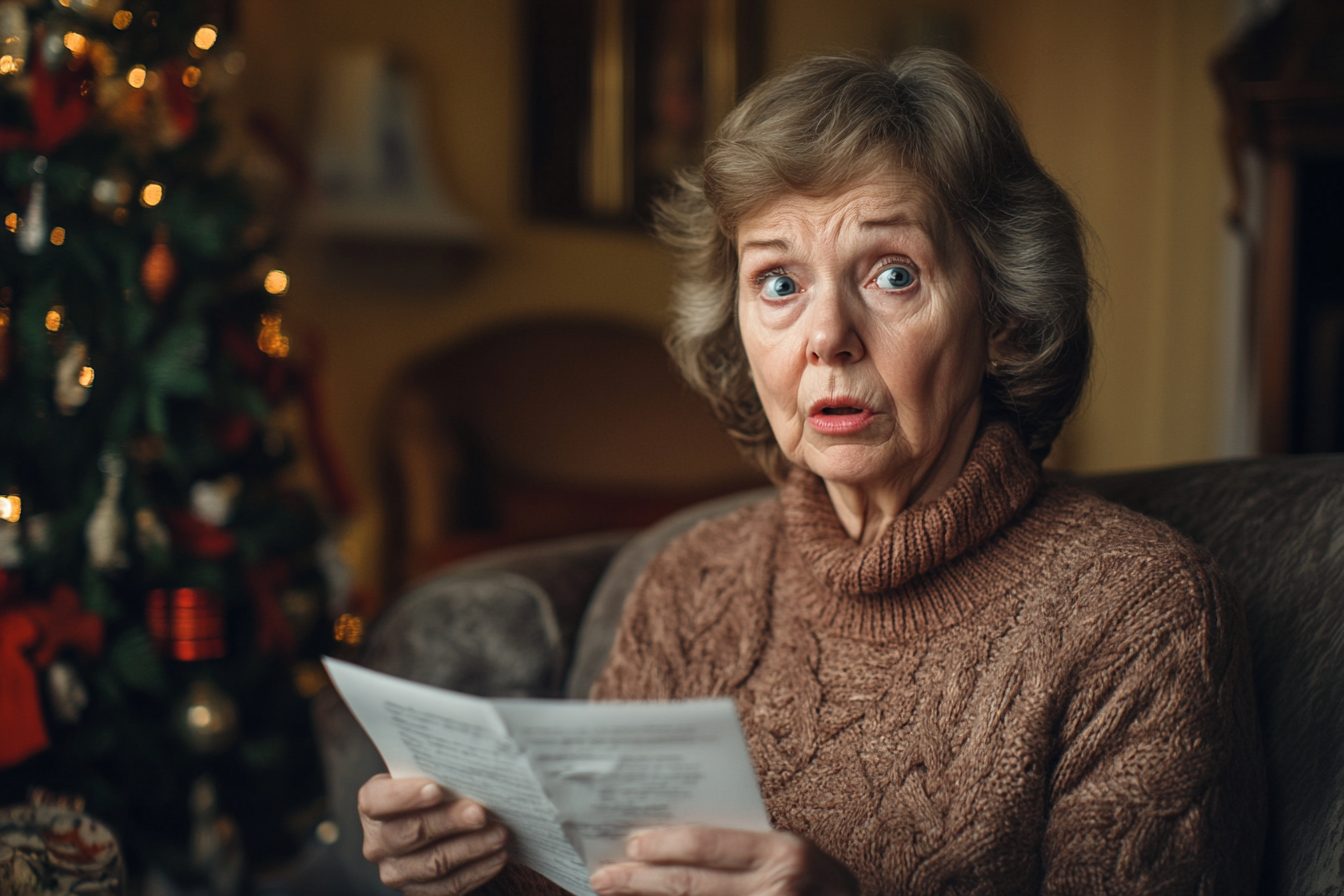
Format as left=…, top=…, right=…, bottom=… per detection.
left=875, top=265, right=915, bottom=290
left=762, top=275, right=798, bottom=299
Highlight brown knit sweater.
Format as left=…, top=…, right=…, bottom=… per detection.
left=499, top=423, right=1265, bottom=895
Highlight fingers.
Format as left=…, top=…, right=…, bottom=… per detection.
left=590, top=828, right=859, bottom=896
left=624, top=826, right=771, bottom=870
left=378, top=824, right=510, bottom=893
left=591, top=861, right=741, bottom=896
left=358, top=774, right=446, bottom=820
left=401, top=851, right=508, bottom=896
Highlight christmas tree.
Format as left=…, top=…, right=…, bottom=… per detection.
left=0, top=0, right=348, bottom=888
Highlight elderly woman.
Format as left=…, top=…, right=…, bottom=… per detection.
left=358, top=50, right=1264, bottom=896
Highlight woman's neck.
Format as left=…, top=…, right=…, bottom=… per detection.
left=822, top=412, right=983, bottom=545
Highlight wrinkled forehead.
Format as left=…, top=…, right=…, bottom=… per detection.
left=732, top=165, right=962, bottom=258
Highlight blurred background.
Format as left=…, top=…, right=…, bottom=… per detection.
left=236, top=0, right=1323, bottom=600
left=1, top=0, right=1339, bottom=892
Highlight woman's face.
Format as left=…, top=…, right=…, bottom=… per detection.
left=736, top=170, right=988, bottom=503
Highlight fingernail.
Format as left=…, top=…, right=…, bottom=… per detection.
left=419, top=783, right=440, bottom=804
left=625, top=834, right=644, bottom=860
left=487, top=826, right=507, bottom=849
left=590, top=868, right=614, bottom=892
left=463, top=804, right=486, bottom=826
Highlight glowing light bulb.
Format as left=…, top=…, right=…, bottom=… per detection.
left=0, top=56, right=16, bottom=75
left=50, top=227, right=65, bottom=246
left=45, top=306, right=64, bottom=332
left=0, top=495, right=20, bottom=523
left=257, top=312, right=290, bottom=358
left=182, top=65, right=201, bottom=87
left=63, top=32, right=87, bottom=57
left=193, top=25, right=218, bottom=50
left=334, top=613, right=365, bottom=646
left=113, top=10, right=132, bottom=29
left=78, top=366, right=95, bottom=387
left=140, top=182, right=163, bottom=207
left=127, top=65, right=146, bottom=88
left=263, top=269, right=289, bottom=295
left=4, top=213, right=17, bottom=232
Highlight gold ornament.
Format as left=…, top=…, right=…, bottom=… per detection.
left=140, top=228, right=177, bottom=303
left=177, top=680, right=239, bottom=753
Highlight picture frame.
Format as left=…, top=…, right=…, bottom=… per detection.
left=525, top=0, right=764, bottom=224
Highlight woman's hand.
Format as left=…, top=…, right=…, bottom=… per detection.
left=358, top=774, right=509, bottom=896
left=588, top=826, right=858, bottom=896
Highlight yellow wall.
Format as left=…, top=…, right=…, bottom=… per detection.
left=237, top=0, right=1234, bottom=592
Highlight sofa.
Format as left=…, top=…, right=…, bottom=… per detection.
left=313, top=454, right=1344, bottom=896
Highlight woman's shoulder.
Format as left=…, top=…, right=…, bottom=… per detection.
left=1020, top=479, right=1238, bottom=643
left=646, top=493, right=784, bottom=578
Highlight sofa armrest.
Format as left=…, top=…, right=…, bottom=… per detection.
left=312, top=530, right=630, bottom=895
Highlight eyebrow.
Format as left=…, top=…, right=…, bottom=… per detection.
left=739, top=238, right=790, bottom=253
left=860, top=213, right=927, bottom=231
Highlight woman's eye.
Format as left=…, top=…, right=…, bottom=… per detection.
left=875, top=265, right=916, bottom=290
left=761, top=275, right=799, bottom=299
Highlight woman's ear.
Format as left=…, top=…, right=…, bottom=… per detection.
left=986, top=323, right=1019, bottom=373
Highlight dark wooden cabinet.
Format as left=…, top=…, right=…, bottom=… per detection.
left=1216, top=0, right=1344, bottom=453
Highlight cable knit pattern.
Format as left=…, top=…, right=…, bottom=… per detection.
left=490, top=423, right=1264, bottom=896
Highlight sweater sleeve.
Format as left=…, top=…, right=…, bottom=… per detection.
left=1042, top=550, right=1266, bottom=895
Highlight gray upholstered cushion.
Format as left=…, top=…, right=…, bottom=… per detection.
left=312, top=531, right=626, bottom=895
left=1085, top=456, right=1344, bottom=896
left=565, top=488, right=777, bottom=699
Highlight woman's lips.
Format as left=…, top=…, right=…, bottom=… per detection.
left=807, top=399, right=876, bottom=435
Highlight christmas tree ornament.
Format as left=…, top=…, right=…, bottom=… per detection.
left=177, top=681, right=237, bottom=752
left=257, top=311, right=289, bottom=358
left=134, top=507, right=170, bottom=553
left=46, top=660, right=89, bottom=723
left=85, top=455, right=127, bottom=570
left=54, top=341, right=93, bottom=415
left=148, top=587, right=226, bottom=661
left=16, top=158, right=47, bottom=256
left=140, top=226, right=177, bottom=303
left=189, top=475, right=240, bottom=527
left=90, top=173, right=131, bottom=213
left=0, top=799, right=125, bottom=896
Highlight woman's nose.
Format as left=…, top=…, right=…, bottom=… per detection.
left=806, top=286, right=865, bottom=365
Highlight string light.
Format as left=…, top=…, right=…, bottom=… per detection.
left=0, top=495, right=20, bottom=523
left=333, top=613, right=364, bottom=647
left=4, top=213, right=17, bottom=232
left=223, top=51, right=245, bottom=75
left=50, top=227, right=65, bottom=246
left=63, top=32, right=88, bottom=58
left=0, top=56, right=21, bottom=75
left=78, top=365, right=95, bottom=387
left=257, top=312, right=290, bottom=359
left=193, top=25, right=218, bottom=50
left=45, top=306, right=64, bottom=332
left=182, top=65, right=201, bottom=87
left=112, top=10, right=132, bottom=29
left=263, top=270, right=289, bottom=295
left=127, top=65, right=146, bottom=88
left=140, top=182, right=163, bottom=207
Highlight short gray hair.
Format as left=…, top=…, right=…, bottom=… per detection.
left=656, top=49, right=1092, bottom=478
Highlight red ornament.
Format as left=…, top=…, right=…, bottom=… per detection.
left=163, top=509, right=237, bottom=558
left=0, top=584, right=104, bottom=768
left=140, top=228, right=178, bottom=304
left=147, top=588, right=225, bottom=661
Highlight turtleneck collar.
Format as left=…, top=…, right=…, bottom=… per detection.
left=781, top=422, right=1040, bottom=611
